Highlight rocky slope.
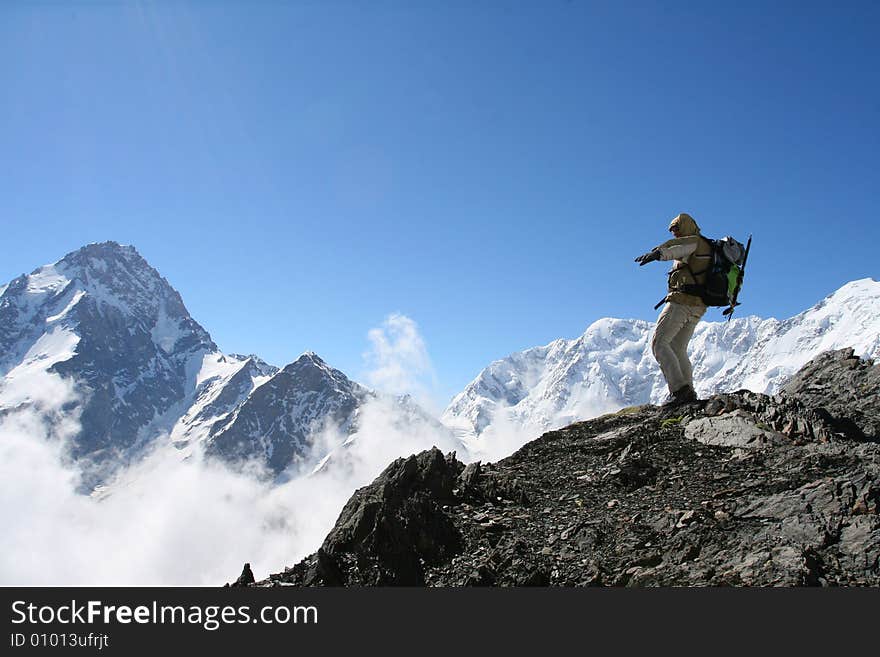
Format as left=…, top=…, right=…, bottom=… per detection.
left=249, top=349, right=879, bottom=586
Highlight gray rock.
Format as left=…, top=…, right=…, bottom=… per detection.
left=684, top=410, right=788, bottom=449
left=837, top=516, right=880, bottom=571
left=782, top=348, right=880, bottom=441
left=229, top=562, right=255, bottom=587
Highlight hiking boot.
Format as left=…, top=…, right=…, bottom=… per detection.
left=663, top=385, right=698, bottom=407
left=676, top=385, right=698, bottom=402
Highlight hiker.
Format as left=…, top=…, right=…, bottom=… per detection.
left=634, top=213, right=713, bottom=405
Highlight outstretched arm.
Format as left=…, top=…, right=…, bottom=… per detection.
left=655, top=235, right=699, bottom=261
left=634, top=249, right=661, bottom=266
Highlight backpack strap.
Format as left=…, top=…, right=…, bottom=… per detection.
left=686, top=235, right=715, bottom=278
left=675, top=237, right=716, bottom=303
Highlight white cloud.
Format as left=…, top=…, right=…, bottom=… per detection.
left=459, top=402, right=547, bottom=464
left=309, top=394, right=467, bottom=485
left=0, top=399, right=471, bottom=585
left=0, top=360, right=348, bottom=585
left=363, top=313, right=440, bottom=412
left=0, top=406, right=359, bottom=585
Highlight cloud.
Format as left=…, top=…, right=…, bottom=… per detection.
left=0, top=359, right=350, bottom=585
left=0, top=405, right=358, bottom=585
left=363, top=313, right=439, bottom=411
left=454, top=391, right=627, bottom=465
left=458, top=402, right=546, bottom=464
left=308, top=394, right=467, bottom=487
left=0, top=401, right=470, bottom=585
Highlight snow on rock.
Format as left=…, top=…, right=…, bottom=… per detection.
left=25, top=264, right=69, bottom=296
left=168, top=352, right=277, bottom=450
left=151, top=301, right=185, bottom=354
left=204, top=352, right=370, bottom=475
left=45, top=290, right=86, bottom=324
left=0, top=326, right=80, bottom=406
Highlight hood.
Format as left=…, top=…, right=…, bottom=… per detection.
left=668, top=213, right=700, bottom=236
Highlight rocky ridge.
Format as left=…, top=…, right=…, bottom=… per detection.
left=248, top=349, right=880, bottom=586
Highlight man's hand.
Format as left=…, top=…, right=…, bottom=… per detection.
left=634, top=249, right=661, bottom=266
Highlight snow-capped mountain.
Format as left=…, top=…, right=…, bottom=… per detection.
left=0, top=242, right=444, bottom=486
left=443, top=278, right=880, bottom=451
left=205, top=352, right=370, bottom=474
left=168, top=352, right=278, bottom=450
left=0, top=242, right=219, bottom=484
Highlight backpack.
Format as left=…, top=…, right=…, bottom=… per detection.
left=686, top=235, right=750, bottom=309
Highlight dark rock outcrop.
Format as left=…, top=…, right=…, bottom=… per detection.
left=246, top=349, right=880, bottom=587
left=781, top=347, right=880, bottom=441
left=279, top=448, right=464, bottom=585
left=226, top=563, right=255, bottom=587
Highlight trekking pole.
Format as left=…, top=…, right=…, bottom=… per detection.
left=722, top=234, right=752, bottom=322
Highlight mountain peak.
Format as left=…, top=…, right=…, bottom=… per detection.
left=827, top=277, right=879, bottom=300
left=55, top=241, right=144, bottom=274
left=277, top=352, right=354, bottom=392
left=228, top=353, right=278, bottom=376
left=207, top=351, right=368, bottom=475
left=1, top=242, right=217, bottom=486
left=68, top=239, right=137, bottom=256
left=288, top=351, right=327, bottom=369
left=36, top=241, right=215, bottom=351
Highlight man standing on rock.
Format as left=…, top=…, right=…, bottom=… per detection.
left=634, top=212, right=713, bottom=405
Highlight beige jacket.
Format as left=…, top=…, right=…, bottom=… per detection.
left=654, top=214, right=713, bottom=307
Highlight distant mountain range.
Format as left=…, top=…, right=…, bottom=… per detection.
left=443, top=278, right=880, bottom=454
left=0, top=242, right=453, bottom=487
left=1, top=241, right=878, bottom=487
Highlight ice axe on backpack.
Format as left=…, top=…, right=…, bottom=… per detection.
left=722, top=234, right=752, bottom=321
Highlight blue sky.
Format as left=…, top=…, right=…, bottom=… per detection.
left=2, top=1, right=878, bottom=406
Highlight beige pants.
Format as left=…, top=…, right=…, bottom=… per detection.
left=651, top=302, right=706, bottom=394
